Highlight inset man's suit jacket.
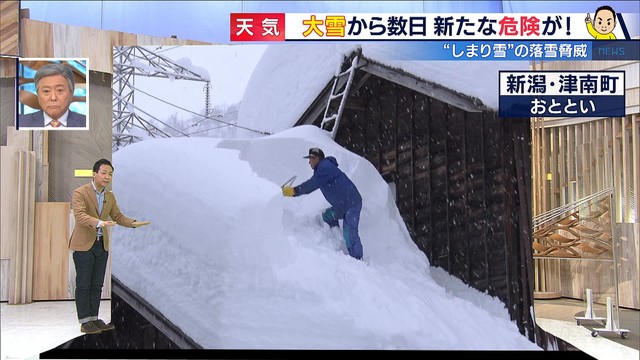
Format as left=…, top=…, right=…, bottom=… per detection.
left=19, top=110, right=86, bottom=128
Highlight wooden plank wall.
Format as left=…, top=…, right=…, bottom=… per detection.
left=335, top=75, right=536, bottom=339
left=1, top=59, right=17, bottom=147
left=0, top=14, right=212, bottom=301
left=0, top=0, right=19, bottom=57
left=531, top=57, right=640, bottom=309
left=32, top=202, right=70, bottom=300
left=1, top=128, right=35, bottom=304
left=21, top=19, right=209, bottom=73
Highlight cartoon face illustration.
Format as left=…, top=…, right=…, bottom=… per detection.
left=585, top=5, right=617, bottom=40
left=593, top=7, right=616, bottom=35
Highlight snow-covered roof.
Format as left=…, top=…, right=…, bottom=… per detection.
left=237, top=43, right=530, bottom=136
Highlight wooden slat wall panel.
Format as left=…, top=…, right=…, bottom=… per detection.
left=621, top=116, right=632, bottom=222
left=6, top=10, right=210, bottom=302
left=333, top=73, right=536, bottom=337
left=24, top=150, right=36, bottom=303
left=6, top=125, right=30, bottom=149
left=634, top=115, right=639, bottom=223
left=465, top=111, right=487, bottom=290
left=33, top=202, right=70, bottom=300
left=447, top=107, right=468, bottom=283
left=627, top=88, right=640, bottom=110
left=103, top=226, right=112, bottom=298
left=1, top=128, right=31, bottom=261
left=616, top=223, right=639, bottom=309
left=531, top=57, right=638, bottom=309
left=80, top=27, right=112, bottom=72
left=0, top=71, right=17, bottom=149
left=1, top=56, right=16, bottom=78
left=0, top=259, right=9, bottom=301
left=110, top=31, right=138, bottom=47
left=20, top=19, right=53, bottom=57
left=52, top=23, right=83, bottom=58
left=21, top=19, right=212, bottom=75
left=534, top=113, right=639, bottom=308
left=0, top=0, right=19, bottom=57
left=1, top=147, right=36, bottom=304
left=0, top=146, right=19, bottom=260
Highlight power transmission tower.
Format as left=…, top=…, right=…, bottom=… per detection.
left=112, top=46, right=211, bottom=151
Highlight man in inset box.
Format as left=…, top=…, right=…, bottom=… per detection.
left=19, top=63, right=86, bottom=129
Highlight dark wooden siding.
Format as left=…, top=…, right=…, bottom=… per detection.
left=333, top=73, right=537, bottom=341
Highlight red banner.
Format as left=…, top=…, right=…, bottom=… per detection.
left=230, top=13, right=285, bottom=42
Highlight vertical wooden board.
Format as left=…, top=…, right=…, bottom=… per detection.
left=483, top=112, right=508, bottom=298
left=379, top=81, right=397, bottom=173
left=109, top=30, right=138, bottom=74
left=96, top=226, right=112, bottom=299
left=52, top=23, right=82, bottom=58
left=559, top=127, right=568, bottom=203
left=625, top=88, right=639, bottom=109
left=0, top=0, right=19, bottom=57
left=67, top=207, right=75, bottom=299
left=622, top=116, right=633, bottom=222
left=67, top=250, right=75, bottom=299
left=411, top=95, right=431, bottom=258
left=447, top=109, right=467, bottom=282
left=32, top=202, right=70, bottom=300
left=33, top=130, right=47, bottom=202
left=429, top=99, right=448, bottom=268
left=7, top=126, right=31, bottom=149
left=102, top=227, right=112, bottom=299
left=0, top=53, right=17, bottom=78
left=10, top=149, right=27, bottom=303
left=396, top=87, right=412, bottom=146
left=24, top=151, right=36, bottom=303
left=615, top=223, right=640, bottom=309
left=0, top=146, right=18, bottom=260
left=0, top=146, right=21, bottom=304
left=364, top=92, right=381, bottom=169
left=110, top=31, right=138, bottom=47
left=634, top=115, right=639, bottom=224
left=466, top=112, right=487, bottom=289
left=0, top=76, right=16, bottom=149
left=21, top=19, right=53, bottom=57
left=81, top=27, right=112, bottom=74
left=0, top=259, right=9, bottom=301
left=136, top=34, right=166, bottom=46
left=612, top=119, right=622, bottom=222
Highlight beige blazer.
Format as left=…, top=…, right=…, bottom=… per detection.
left=69, top=182, right=136, bottom=251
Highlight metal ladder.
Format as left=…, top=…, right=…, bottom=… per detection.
left=320, top=55, right=359, bottom=139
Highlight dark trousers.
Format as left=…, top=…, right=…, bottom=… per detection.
left=73, top=237, right=108, bottom=324
left=322, top=203, right=363, bottom=260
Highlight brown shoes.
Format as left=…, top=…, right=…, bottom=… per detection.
left=93, top=319, right=115, bottom=331
left=80, top=319, right=114, bottom=334
left=80, top=321, right=102, bottom=334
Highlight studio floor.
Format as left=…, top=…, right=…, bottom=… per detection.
left=534, top=297, right=639, bottom=359
left=1, top=300, right=110, bottom=360
left=0, top=298, right=638, bottom=359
